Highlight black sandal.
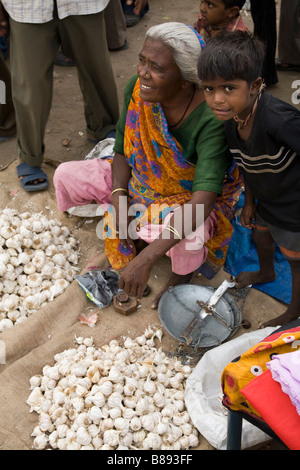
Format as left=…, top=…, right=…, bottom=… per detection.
left=54, top=50, right=75, bottom=67
left=276, top=59, right=300, bottom=72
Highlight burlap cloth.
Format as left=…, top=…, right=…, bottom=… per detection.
left=0, top=160, right=180, bottom=450
left=0, top=160, right=286, bottom=450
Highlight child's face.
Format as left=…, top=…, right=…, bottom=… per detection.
left=199, top=0, right=235, bottom=27
left=201, top=77, right=255, bottom=121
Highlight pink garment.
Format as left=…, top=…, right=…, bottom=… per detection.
left=267, top=350, right=300, bottom=416
left=138, top=210, right=216, bottom=275
left=53, top=158, right=216, bottom=275
left=53, top=158, right=113, bottom=212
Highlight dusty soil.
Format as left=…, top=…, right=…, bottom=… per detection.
left=0, top=0, right=299, bottom=451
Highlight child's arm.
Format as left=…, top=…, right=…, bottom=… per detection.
left=240, top=180, right=257, bottom=229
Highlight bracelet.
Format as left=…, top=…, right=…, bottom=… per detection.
left=111, top=187, right=128, bottom=196
left=164, top=225, right=182, bottom=240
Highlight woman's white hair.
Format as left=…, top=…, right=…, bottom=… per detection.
left=146, top=22, right=202, bottom=87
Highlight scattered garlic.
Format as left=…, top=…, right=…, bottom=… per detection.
left=27, top=327, right=199, bottom=450
left=0, top=208, right=80, bottom=327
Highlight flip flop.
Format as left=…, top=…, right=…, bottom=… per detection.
left=17, top=162, right=49, bottom=192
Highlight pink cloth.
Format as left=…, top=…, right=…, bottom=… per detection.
left=267, top=350, right=300, bottom=416
left=138, top=209, right=216, bottom=275
left=53, top=158, right=216, bottom=275
left=53, top=158, right=113, bottom=212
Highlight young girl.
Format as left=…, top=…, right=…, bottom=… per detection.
left=197, top=30, right=300, bottom=328
left=194, top=0, right=248, bottom=41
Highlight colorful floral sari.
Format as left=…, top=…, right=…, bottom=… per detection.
left=104, top=79, right=242, bottom=275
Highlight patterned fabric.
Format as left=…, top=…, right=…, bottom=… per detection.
left=104, top=79, right=242, bottom=273
left=124, top=80, right=196, bottom=208
left=186, top=25, right=206, bottom=50
left=1, top=0, right=109, bottom=23
left=195, top=14, right=248, bottom=42
left=222, top=325, right=300, bottom=420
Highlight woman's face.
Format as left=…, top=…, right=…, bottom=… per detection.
left=137, top=38, right=185, bottom=105
left=199, top=0, right=232, bottom=27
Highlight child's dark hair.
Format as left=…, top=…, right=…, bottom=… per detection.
left=197, top=30, right=266, bottom=85
left=223, top=0, right=245, bottom=9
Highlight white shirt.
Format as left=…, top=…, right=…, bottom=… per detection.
left=2, top=0, right=110, bottom=23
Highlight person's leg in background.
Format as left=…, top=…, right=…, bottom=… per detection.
left=58, top=11, right=119, bottom=143
left=121, top=0, right=149, bottom=27
left=0, top=53, right=16, bottom=142
left=277, top=0, right=300, bottom=70
left=9, top=17, right=59, bottom=166
left=105, top=0, right=127, bottom=51
left=250, top=0, right=278, bottom=86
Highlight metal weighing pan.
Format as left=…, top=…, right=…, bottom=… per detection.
left=158, top=284, right=241, bottom=349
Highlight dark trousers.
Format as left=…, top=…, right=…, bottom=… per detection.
left=105, top=0, right=127, bottom=50
left=278, top=0, right=300, bottom=65
left=250, top=0, right=278, bottom=85
left=0, top=53, right=16, bottom=139
left=9, top=10, right=119, bottom=165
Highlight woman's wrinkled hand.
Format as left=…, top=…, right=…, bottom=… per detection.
left=119, top=253, right=153, bottom=299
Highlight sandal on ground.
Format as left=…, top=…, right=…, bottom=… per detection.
left=54, top=50, right=75, bottom=67
left=275, top=59, right=300, bottom=72
left=0, top=135, right=16, bottom=143
left=17, top=162, right=49, bottom=192
left=125, top=14, right=140, bottom=27
left=87, top=129, right=116, bottom=143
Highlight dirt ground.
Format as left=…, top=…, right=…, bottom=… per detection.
left=0, top=0, right=299, bottom=451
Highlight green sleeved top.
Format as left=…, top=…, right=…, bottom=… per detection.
left=113, top=75, right=232, bottom=195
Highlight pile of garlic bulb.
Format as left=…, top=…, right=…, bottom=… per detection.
left=0, top=208, right=80, bottom=331
left=27, top=327, right=200, bottom=450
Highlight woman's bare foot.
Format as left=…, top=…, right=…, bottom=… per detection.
left=260, top=306, right=300, bottom=329
left=235, top=270, right=276, bottom=288
left=151, top=271, right=194, bottom=310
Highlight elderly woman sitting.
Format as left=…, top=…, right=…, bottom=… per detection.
left=54, top=22, right=242, bottom=308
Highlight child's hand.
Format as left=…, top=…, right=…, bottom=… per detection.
left=240, top=204, right=256, bottom=229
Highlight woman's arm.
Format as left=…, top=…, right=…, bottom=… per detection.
left=119, top=190, right=216, bottom=298
left=110, top=152, right=133, bottom=242
left=111, top=152, right=131, bottom=190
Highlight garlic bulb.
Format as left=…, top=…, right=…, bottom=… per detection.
left=0, top=208, right=80, bottom=327
left=103, top=429, right=120, bottom=447
left=76, top=426, right=92, bottom=446
left=28, top=327, right=199, bottom=450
